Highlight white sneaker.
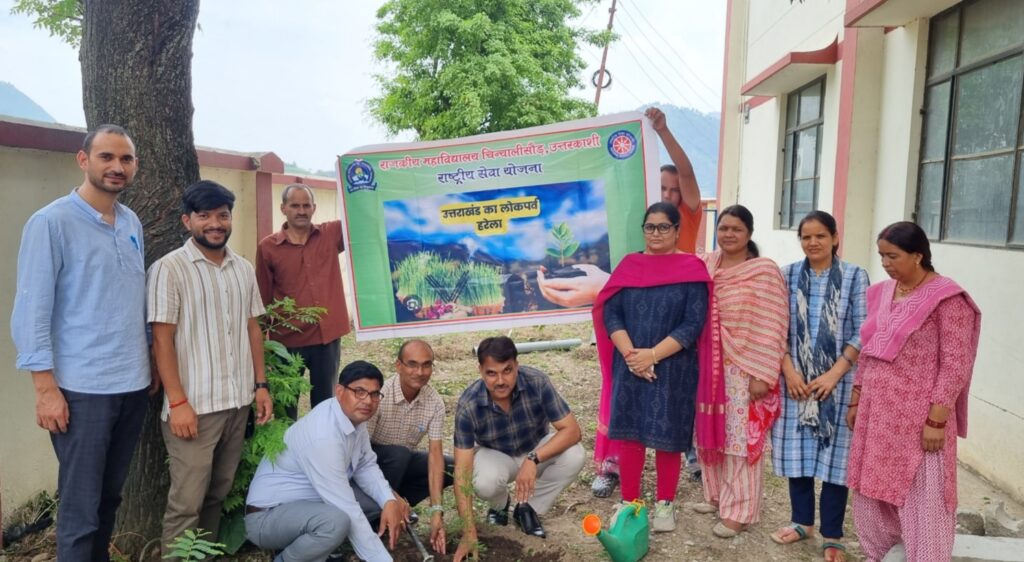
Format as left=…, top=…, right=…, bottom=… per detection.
left=653, top=500, right=676, bottom=532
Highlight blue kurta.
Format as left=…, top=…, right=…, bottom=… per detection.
left=603, top=282, right=708, bottom=452
left=772, top=259, right=869, bottom=484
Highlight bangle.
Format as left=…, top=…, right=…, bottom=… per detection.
left=651, top=348, right=659, bottom=365
left=841, top=350, right=857, bottom=365
left=169, top=398, right=188, bottom=409
left=924, top=418, right=947, bottom=429
left=429, top=504, right=444, bottom=514
left=848, top=403, right=859, bottom=408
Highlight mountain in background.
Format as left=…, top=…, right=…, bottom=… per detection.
left=637, top=103, right=720, bottom=198
left=0, top=82, right=56, bottom=123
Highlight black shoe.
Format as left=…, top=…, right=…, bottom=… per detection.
left=487, top=499, right=509, bottom=526
left=513, top=502, right=546, bottom=538
left=690, top=469, right=703, bottom=482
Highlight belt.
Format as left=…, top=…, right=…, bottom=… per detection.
left=245, top=505, right=269, bottom=515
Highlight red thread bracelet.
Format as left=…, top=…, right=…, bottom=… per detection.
left=169, top=398, right=188, bottom=409
left=924, top=418, right=946, bottom=429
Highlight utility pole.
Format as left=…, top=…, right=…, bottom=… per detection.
left=594, top=0, right=617, bottom=109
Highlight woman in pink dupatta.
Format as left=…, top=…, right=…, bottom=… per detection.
left=592, top=202, right=712, bottom=533
left=691, top=205, right=789, bottom=539
left=847, top=222, right=981, bottom=562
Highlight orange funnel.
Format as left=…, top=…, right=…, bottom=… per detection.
left=582, top=513, right=602, bottom=536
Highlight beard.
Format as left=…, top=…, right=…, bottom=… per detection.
left=87, top=169, right=131, bottom=194
left=192, top=229, right=231, bottom=250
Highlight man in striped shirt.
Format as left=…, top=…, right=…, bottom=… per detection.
left=148, top=180, right=273, bottom=553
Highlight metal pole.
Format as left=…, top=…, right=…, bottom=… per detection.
left=473, top=339, right=583, bottom=356
left=594, top=0, right=618, bottom=109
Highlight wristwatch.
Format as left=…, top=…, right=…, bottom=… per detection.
left=526, top=451, right=541, bottom=465
left=254, top=382, right=269, bottom=391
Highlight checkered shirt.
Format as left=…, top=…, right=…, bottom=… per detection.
left=367, top=375, right=445, bottom=449
left=454, top=365, right=571, bottom=456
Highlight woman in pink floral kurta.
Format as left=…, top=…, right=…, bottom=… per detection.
left=847, top=222, right=981, bottom=562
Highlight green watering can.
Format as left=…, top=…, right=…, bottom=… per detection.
left=582, top=500, right=649, bottom=562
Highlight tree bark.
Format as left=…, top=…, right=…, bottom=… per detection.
left=79, top=1, right=201, bottom=557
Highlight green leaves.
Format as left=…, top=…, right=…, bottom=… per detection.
left=10, top=0, right=83, bottom=47
left=547, top=221, right=579, bottom=267
left=163, top=529, right=225, bottom=560
left=370, top=0, right=600, bottom=140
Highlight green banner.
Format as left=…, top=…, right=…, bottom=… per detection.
left=338, top=112, right=658, bottom=340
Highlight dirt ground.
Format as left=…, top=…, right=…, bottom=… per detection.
left=4, top=322, right=867, bottom=561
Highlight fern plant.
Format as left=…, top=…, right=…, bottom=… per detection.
left=163, top=529, right=225, bottom=561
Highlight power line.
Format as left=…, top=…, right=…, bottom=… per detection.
left=619, top=0, right=722, bottom=102
left=609, top=21, right=718, bottom=152
left=614, top=14, right=718, bottom=115
left=614, top=5, right=720, bottom=109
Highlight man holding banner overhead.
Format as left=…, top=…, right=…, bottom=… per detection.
left=256, top=183, right=351, bottom=418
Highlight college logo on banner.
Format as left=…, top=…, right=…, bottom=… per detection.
left=607, top=130, right=637, bottom=160
left=345, top=159, right=378, bottom=193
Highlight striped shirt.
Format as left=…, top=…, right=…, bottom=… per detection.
left=148, top=239, right=265, bottom=420
left=367, top=375, right=445, bottom=449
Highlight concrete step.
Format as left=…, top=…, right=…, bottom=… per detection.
left=882, top=536, right=1024, bottom=561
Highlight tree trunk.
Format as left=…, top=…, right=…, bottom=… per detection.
left=79, top=1, right=201, bottom=557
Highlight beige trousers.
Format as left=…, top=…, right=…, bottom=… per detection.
left=472, top=434, right=585, bottom=515
left=161, top=406, right=249, bottom=553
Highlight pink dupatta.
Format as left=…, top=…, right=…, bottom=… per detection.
left=592, top=252, right=715, bottom=468
left=859, top=276, right=982, bottom=438
left=702, top=251, right=789, bottom=463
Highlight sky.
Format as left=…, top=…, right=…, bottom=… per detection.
left=0, top=0, right=725, bottom=173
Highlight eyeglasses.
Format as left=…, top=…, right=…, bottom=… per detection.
left=399, top=359, right=434, bottom=372
left=642, top=222, right=678, bottom=234
left=343, top=385, right=383, bottom=401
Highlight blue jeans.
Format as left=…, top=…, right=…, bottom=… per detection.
left=789, top=476, right=849, bottom=538
left=50, top=387, right=149, bottom=561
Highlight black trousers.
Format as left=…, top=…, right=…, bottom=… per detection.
left=285, top=338, right=341, bottom=420
left=353, top=444, right=454, bottom=521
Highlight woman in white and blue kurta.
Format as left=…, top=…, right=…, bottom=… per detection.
left=770, top=211, right=869, bottom=562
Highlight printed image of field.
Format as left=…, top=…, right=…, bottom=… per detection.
left=383, top=181, right=609, bottom=323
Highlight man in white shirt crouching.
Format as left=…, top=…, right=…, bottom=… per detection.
left=245, top=360, right=408, bottom=562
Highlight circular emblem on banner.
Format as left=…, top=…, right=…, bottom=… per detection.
left=345, top=159, right=378, bottom=193
left=607, top=130, right=637, bottom=160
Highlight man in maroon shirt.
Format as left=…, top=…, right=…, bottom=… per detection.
left=256, top=183, right=351, bottom=418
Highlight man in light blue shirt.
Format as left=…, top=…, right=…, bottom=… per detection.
left=10, top=124, right=153, bottom=562
left=245, top=361, right=408, bottom=562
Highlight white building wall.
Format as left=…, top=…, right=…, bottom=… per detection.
left=736, top=67, right=842, bottom=268
left=747, top=0, right=847, bottom=83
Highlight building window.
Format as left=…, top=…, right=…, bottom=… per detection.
left=780, top=77, right=825, bottom=229
left=917, top=0, right=1024, bottom=246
